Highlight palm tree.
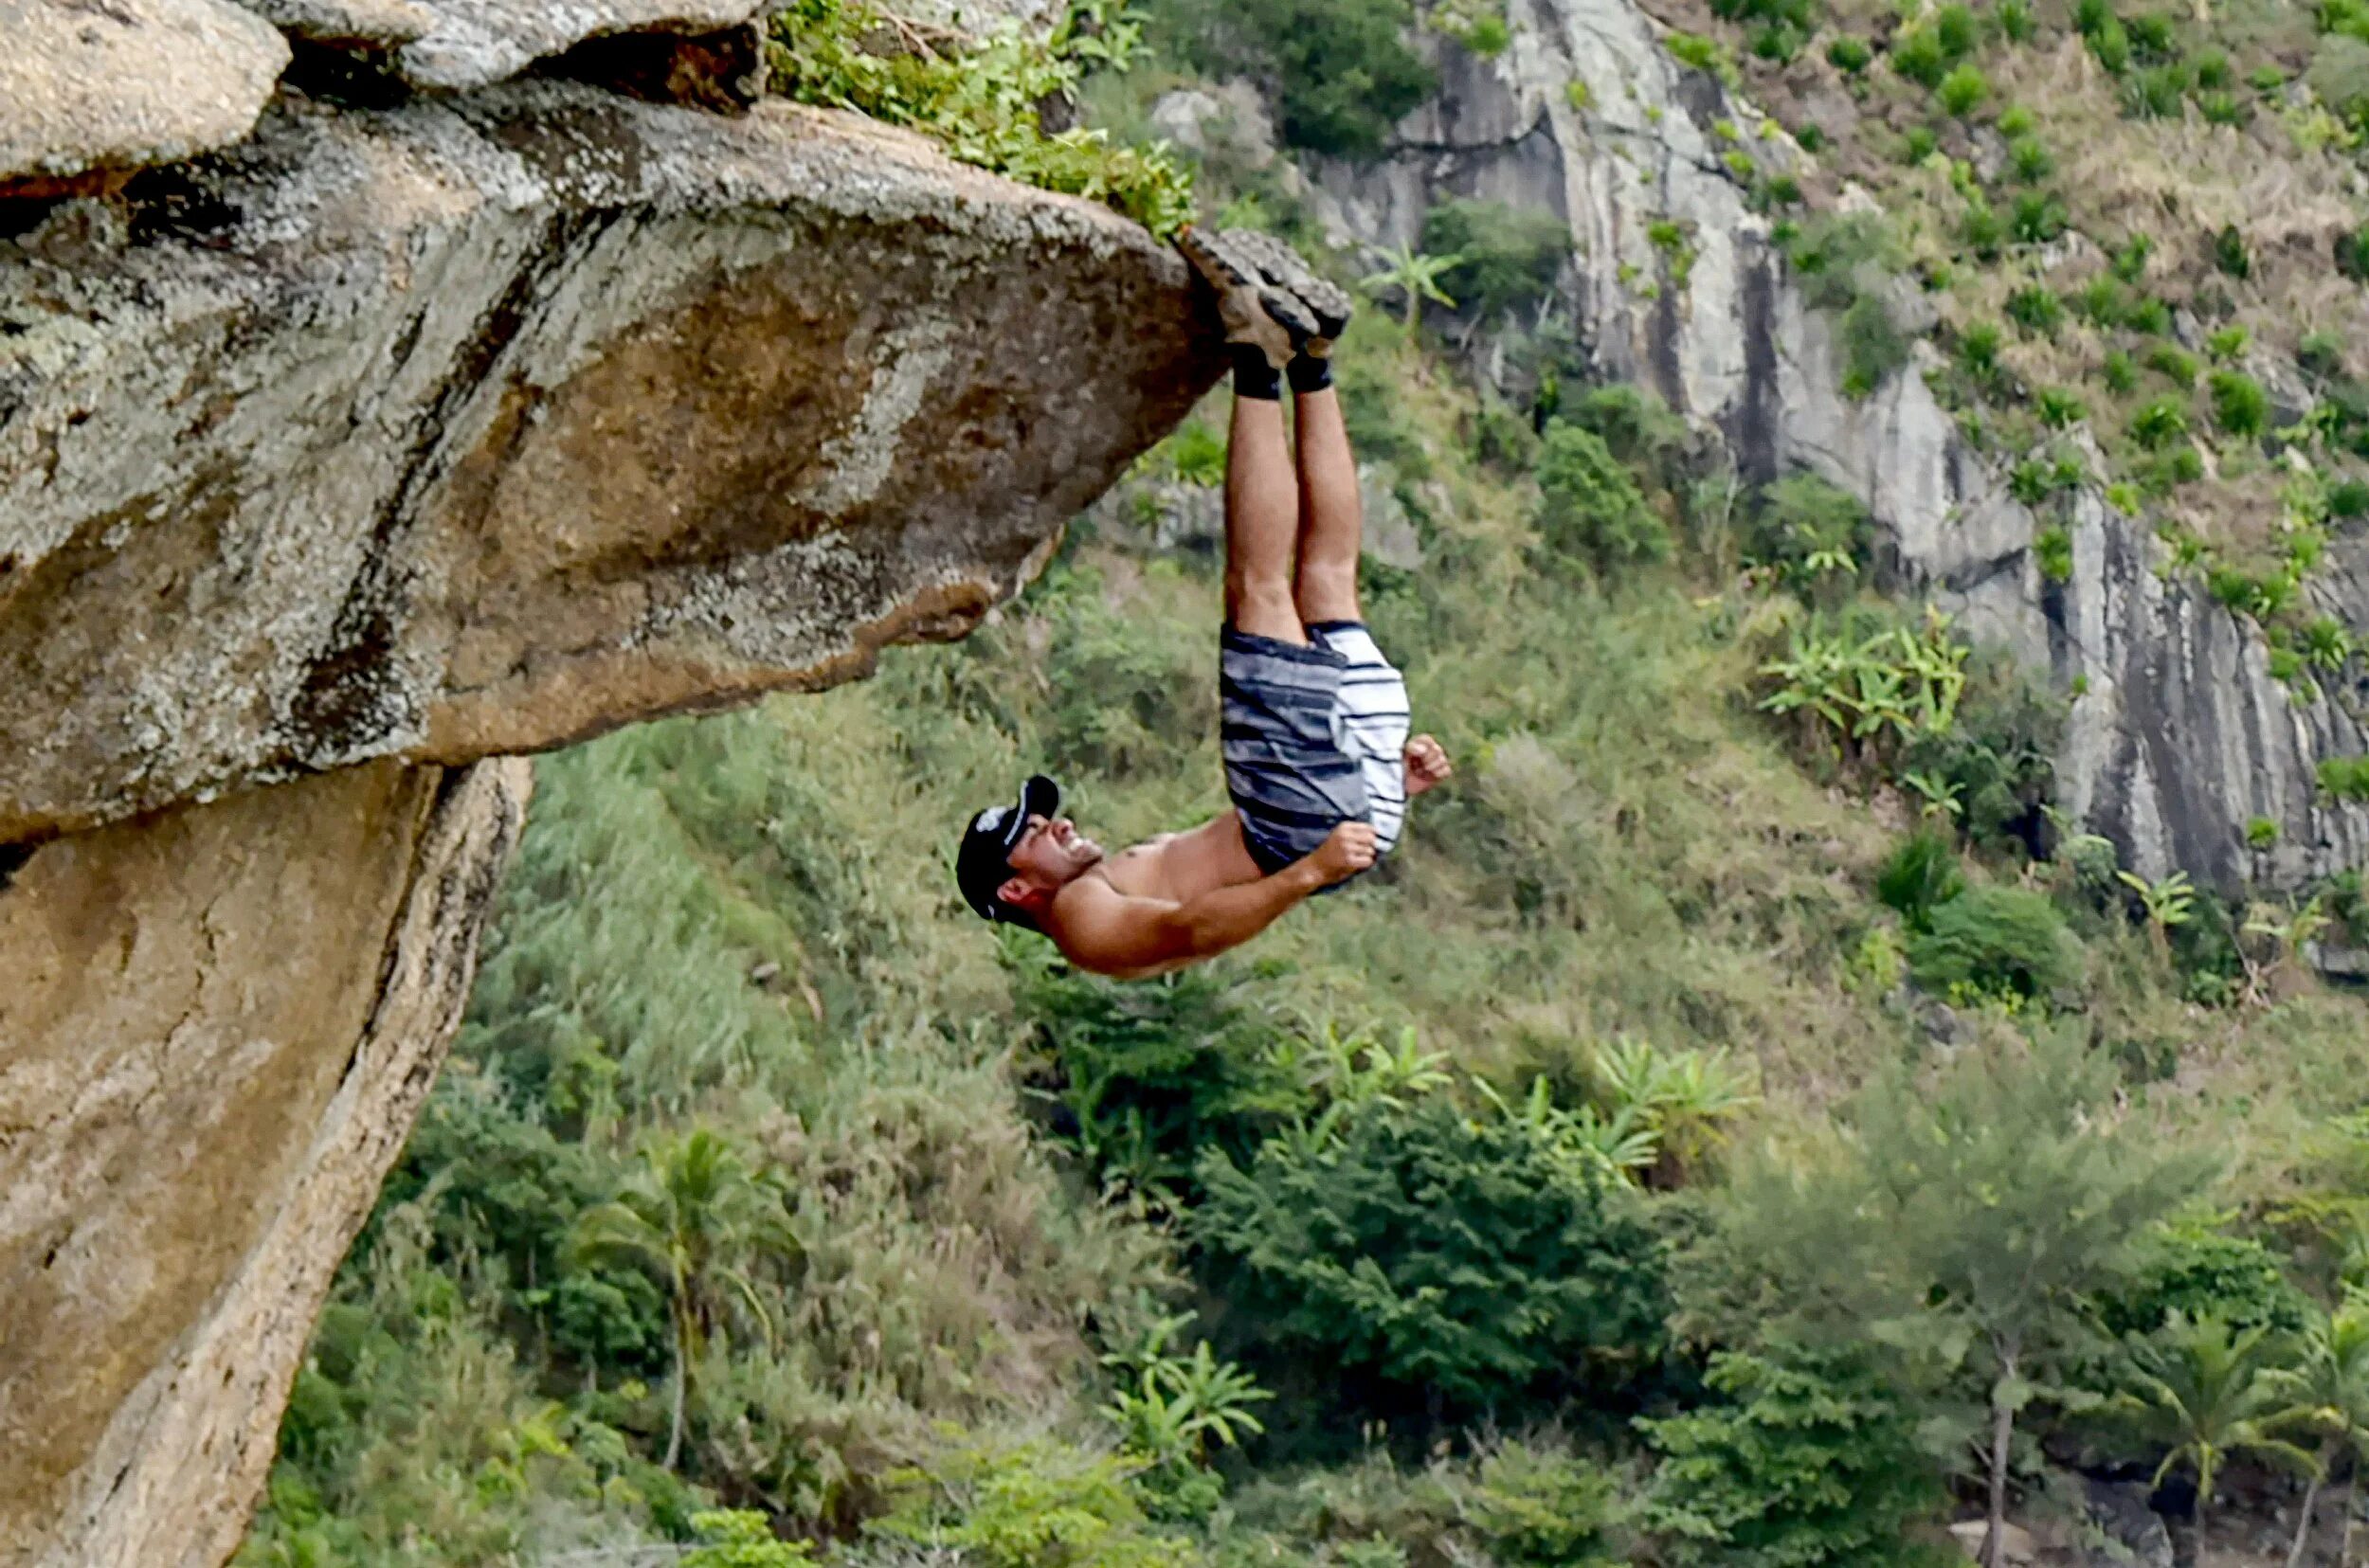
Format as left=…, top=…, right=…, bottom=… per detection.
left=2270, top=1296, right=2369, bottom=1568
left=2123, top=1314, right=2319, bottom=1567
left=2117, top=870, right=2197, bottom=960
left=572, top=1126, right=792, bottom=1469
left=1361, top=242, right=1461, bottom=332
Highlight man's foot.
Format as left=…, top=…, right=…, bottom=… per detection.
left=1178, top=225, right=1319, bottom=371
left=1227, top=229, right=1354, bottom=359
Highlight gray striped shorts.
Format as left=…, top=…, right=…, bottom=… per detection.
left=1221, top=621, right=1412, bottom=887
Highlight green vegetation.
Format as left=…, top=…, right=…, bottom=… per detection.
left=769, top=0, right=1194, bottom=235
left=1420, top=198, right=1573, bottom=323
left=235, top=18, right=2369, bottom=1564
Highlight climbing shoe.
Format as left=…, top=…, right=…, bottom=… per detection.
left=1228, top=228, right=1354, bottom=359
left=1177, top=225, right=1317, bottom=374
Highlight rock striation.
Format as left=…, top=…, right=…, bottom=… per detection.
left=0, top=86, right=1219, bottom=846
left=1260, top=0, right=2369, bottom=890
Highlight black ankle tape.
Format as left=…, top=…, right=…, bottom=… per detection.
left=1231, top=345, right=1283, bottom=400
left=1287, top=354, right=1333, bottom=393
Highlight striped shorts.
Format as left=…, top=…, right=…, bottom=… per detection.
left=1220, top=620, right=1412, bottom=886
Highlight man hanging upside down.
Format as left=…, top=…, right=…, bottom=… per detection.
left=952, top=228, right=1453, bottom=980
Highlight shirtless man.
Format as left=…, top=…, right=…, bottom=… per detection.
left=952, top=228, right=1452, bottom=980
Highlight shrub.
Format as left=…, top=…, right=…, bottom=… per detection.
left=1838, top=293, right=1910, bottom=398
left=2008, top=135, right=2054, bottom=181
left=769, top=0, right=1197, bottom=235
left=2036, top=387, right=2086, bottom=428
left=1638, top=1348, right=1944, bottom=1568
left=2299, top=333, right=2345, bottom=381
left=2130, top=396, right=2189, bottom=448
left=1183, top=0, right=1438, bottom=157
left=2105, top=350, right=2140, bottom=394
left=2122, top=61, right=2189, bottom=117
left=2328, top=478, right=2369, bottom=518
left=2035, top=524, right=2074, bottom=583
left=2010, top=192, right=2068, bottom=243
left=2340, top=224, right=2369, bottom=282
left=1934, top=2, right=1979, bottom=57
left=2199, top=89, right=2248, bottom=124
left=1669, top=30, right=1727, bottom=72
left=1906, top=885, right=2083, bottom=1001
left=868, top=1439, right=1196, bottom=1568
left=2207, top=324, right=2250, bottom=362
left=2147, top=343, right=2198, bottom=383
left=1421, top=198, right=1573, bottom=321
left=2247, top=816, right=2281, bottom=849
left=2214, top=224, right=2251, bottom=279
left=1744, top=472, right=1875, bottom=586
left=1957, top=321, right=2004, bottom=384
left=2125, top=11, right=2178, bottom=60
left=1191, top=1099, right=1673, bottom=1417
left=1902, top=647, right=2063, bottom=856
left=2125, top=297, right=2173, bottom=335
left=2208, top=371, right=2270, bottom=438
left=1828, top=35, right=1872, bottom=71
left=1565, top=383, right=1691, bottom=491
left=1890, top=26, right=1951, bottom=86
left=1939, top=63, right=1990, bottom=115
left=1535, top=420, right=1670, bottom=570
left=2090, top=1220, right=2312, bottom=1337
left=2089, top=15, right=2131, bottom=72
left=2006, top=286, right=2063, bottom=335
left=2322, top=756, right=2369, bottom=802
left=1877, top=831, right=1966, bottom=932
left=1999, top=0, right=2035, bottom=42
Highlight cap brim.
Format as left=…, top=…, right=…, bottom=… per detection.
left=1004, top=775, right=1060, bottom=849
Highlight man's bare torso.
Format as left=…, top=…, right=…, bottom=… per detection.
left=1042, top=813, right=1264, bottom=979
left=1091, top=813, right=1262, bottom=903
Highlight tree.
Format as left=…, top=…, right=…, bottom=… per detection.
left=2121, top=1315, right=2317, bottom=1567
left=1362, top=242, right=1462, bottom=331
left=571, top=1127, right=790, bottom=1468
left=1189, top=1097, right=1672, bottom=1423
left=1533, top=419, right=1670, bottom=570
left=1687, top=1031, right=2213, bottom=1568
left=1639, top=1346, right=1944, bottom=1568
left=2269, top=1296, right=2369, bottom=1568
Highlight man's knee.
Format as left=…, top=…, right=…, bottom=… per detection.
left=1293, top=562, right=1361, bottom=622
left=1228, top=580, right=1304, bottom=641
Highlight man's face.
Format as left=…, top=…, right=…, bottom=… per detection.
left=1004, top=815, right=1103, bottom=901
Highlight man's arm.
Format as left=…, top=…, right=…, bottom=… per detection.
left=1051, top=823, right=1376, bottom=977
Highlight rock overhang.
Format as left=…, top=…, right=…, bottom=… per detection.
left=0, top=84, right=1226, bottom=846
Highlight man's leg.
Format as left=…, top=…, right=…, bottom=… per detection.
left=1181, top=227, right=1316, bottom=647
left=1292, top=384, right=1363, bottom=627
left=1225, top=390, right=1307, bottom=645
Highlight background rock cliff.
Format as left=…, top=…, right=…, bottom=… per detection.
left=1165, top=0, right=2369, bottom=892
left=0, top=2, right=1221, bottom=1559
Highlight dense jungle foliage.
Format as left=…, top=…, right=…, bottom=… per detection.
left=239, top=0, right=2369, bottom=1562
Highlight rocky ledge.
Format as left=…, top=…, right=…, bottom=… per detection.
left=0, top=84, right=1219, bottom=845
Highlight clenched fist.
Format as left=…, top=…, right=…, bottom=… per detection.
left=1310, top=820, right=1380, bottom=883
left=1403, top=734, right=1454, bottom=798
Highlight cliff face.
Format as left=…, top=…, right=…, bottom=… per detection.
left=1275, top=0, right=2369, bottom=890
left=0, top=9, right=1221, bottom=1559
left=0, top=760, right=530, bottom=1568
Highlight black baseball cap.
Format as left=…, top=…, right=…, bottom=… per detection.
left=956, top=774, right=1062, bottom=926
